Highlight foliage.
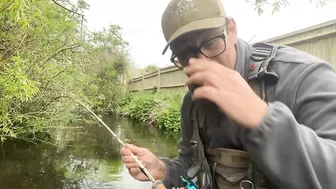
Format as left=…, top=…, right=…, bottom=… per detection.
left=0, top=0, right=130, bottom=143
left=115, top=91, right=184, bottom=133
left=141, top=64, right=159, bottom=75
left=247, top=0, right=335, bottom=15
left=82, top=24, right=130, bottom=112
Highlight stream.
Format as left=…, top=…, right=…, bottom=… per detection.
left=0, top=114, right=180, bottom=189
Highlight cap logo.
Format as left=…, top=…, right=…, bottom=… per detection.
left=171, top=0, right=197, bottom=19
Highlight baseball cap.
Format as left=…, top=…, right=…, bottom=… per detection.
left=161, top=0, right=228, bottom=55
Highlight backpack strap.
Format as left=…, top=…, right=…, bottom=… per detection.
left=187, top=103, right=212, bottom=189
left=249, top=42, right=279, bottom=83
left=248, top=42, right=279, bottom=101
left=247, top=42, right=280, bottom=189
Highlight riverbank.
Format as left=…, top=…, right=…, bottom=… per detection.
left=114, top=91, right=184, bottom=133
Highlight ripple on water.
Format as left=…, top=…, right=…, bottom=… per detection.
left=77, top=180, right=117, bottom=189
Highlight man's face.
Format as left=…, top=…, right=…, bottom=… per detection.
left=170, top=18, right=237, bottom=71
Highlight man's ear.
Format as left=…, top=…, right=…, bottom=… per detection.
left=227, top=17, right=237, bottom=43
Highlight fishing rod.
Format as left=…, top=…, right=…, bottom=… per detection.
left=76, top=99, right=180, bottom=189
left=76, top=100, right=156, bottom=183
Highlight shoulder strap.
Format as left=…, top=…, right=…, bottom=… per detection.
left=248, top=42, right=280, bottom=101
left=248, top=42, right=279, bottom=83
left=186, top=103, right=212, bottom=189
left=247, top=42, right=280, bottom=189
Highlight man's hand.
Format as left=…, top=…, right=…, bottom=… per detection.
left=184, top=58, right=268, bottom=128
left=120, top=144, right=166, bottom=181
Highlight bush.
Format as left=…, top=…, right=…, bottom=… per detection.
left=114, top=91, right=184, bottom=133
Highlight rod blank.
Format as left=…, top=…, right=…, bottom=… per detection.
left=77, top=100, right=156, bottom=183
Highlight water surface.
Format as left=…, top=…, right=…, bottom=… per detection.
left=0, top=114, right=179, bottom=189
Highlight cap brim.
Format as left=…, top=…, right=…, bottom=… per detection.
left=162, top=16, right=226, bottom=55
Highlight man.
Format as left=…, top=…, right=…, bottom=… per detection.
left=121, top=0, right=336, bottom=188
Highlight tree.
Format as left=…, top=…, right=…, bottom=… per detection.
left=142, top=65, right=159, bottom=75
left=247, top=0, right=335, bottom=15
left=0, top=0, right=131, bottom=143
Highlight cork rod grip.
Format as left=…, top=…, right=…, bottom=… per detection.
left=152, top=180, right=167, bottom=189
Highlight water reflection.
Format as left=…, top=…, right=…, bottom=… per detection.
left=0, top=114, right=179, bottom=189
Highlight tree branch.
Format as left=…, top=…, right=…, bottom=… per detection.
left=40, top=44, right=79, bottom=66
left=51, top=0, right=84, bottom=16
left=0, top=0, right=14, bottom=13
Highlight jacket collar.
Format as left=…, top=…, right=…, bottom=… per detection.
left=234, top=38, right=252, bottom=81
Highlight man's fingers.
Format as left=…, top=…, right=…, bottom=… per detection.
left=184, top=59, right=208, bottom=76
left=125, top=162, right=139, bottom=169
left=185, top=58, right=227, bottom=76
left=120, top=147, right=131, bottom=156
left=193, top=85, right=222, bottom=104
left=129, top=167, right=140, bottom=177
left=129, top=168, right=149, bottom=181
left=185, top=70, right=221, bottom=88
left=122, top=155, right=137, bottom=163
left=125, top=143, right=146, bottom=156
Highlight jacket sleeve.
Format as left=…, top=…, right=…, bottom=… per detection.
left=240, top=61, right=336, bottom=189
left=159, top=91, right=194, bottom=188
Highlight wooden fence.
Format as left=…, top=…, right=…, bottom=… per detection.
left=128, top=19, right=336, bottom=93
left=128, top=65, right=188, bottom=93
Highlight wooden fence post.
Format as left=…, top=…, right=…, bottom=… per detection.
left=142, top=75, right=145, bottom=91
left=157, top=69, right=161, bottom=92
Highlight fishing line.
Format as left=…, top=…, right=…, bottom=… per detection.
left=76, top=100, right=156, bottom=183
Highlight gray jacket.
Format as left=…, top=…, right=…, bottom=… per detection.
left=160, top=38, right=336, bottom=189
